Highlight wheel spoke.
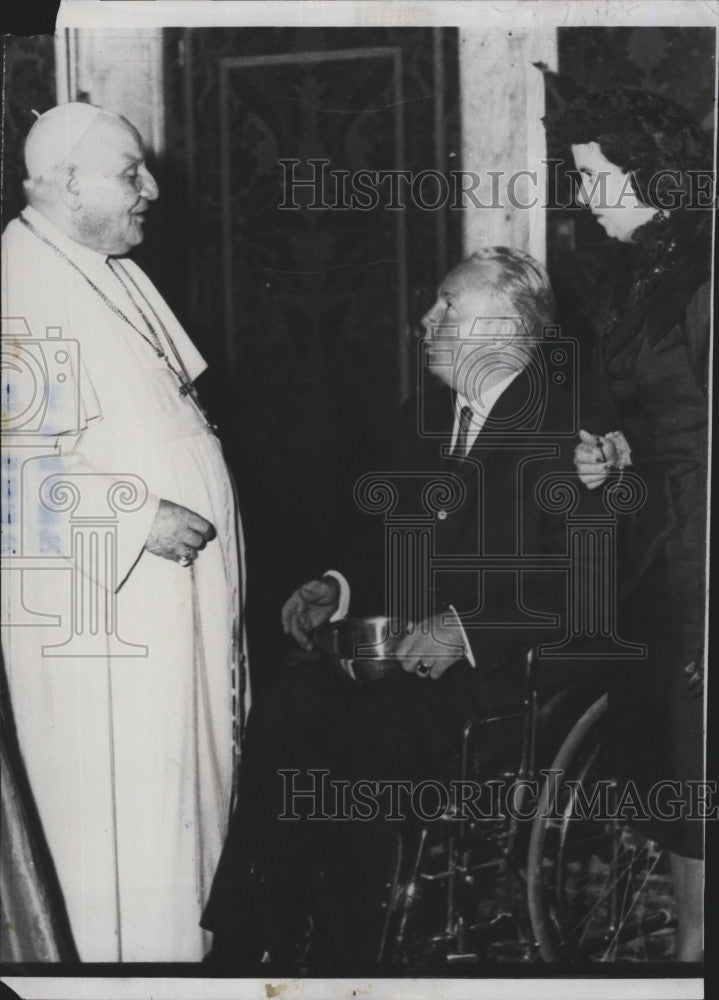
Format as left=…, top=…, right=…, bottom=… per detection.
left=552, top=817, right=669, bottom=960
left=560, top=838, right=639, bottom=902
left=527, top=695, right=675, bottom=964
left=573, top=855, right=638, bottom=940
left=598, top=850, right=664, bottom=960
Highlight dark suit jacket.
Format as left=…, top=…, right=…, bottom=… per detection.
left=201, top=359, right=583, bottom=950
left=346, top=361, right=577, bottom=673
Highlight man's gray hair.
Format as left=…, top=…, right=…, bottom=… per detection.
left=460, top=246, right=555, bottom=340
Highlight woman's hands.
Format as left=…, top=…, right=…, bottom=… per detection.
left=574, top=429, right=630, bottom=489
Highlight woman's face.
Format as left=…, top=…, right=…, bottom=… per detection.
left=571, top=142, right=658, bottom=242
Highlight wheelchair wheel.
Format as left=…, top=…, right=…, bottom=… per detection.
left=526, top=693, right=676, bottom=962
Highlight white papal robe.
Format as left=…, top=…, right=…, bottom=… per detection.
left=1, top=206, right=248, bottom=961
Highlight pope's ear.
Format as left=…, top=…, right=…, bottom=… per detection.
left=52, top=161, right=82, bottom=208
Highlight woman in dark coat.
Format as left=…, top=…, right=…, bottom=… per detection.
left=545, top=88, right=712, bottom=962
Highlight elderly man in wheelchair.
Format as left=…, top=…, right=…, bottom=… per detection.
left=202, top=248, right=683, bottom=972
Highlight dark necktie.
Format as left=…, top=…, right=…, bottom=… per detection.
left=454, top=404, right=474, bottom=458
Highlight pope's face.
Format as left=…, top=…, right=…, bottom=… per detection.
left=571, top=142, right=656, bottom=243
left=72, top=118, right=159, bottom=255
left=421, top=266, right=523, bottom=394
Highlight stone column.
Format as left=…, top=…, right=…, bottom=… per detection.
left=55, top=28, right=165, bottom=154
left=459, top=28, right=557, bottom=264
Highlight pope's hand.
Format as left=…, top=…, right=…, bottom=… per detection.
left=574, top=429, right=620, bottom=490
left=395, top=614, right=466, bottom=680
left=281, top=576, right=341, bottom=651
left=144, top=499, right=216, bottom=565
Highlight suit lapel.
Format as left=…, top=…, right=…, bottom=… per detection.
left=423, top=369, right=537, bottom=485
left=432, top=373, right=530, bottom=518
left=465, top=368, right=533, bottom=462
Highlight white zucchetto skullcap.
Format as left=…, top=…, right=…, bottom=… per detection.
left=24, top=102, right=115, bottom=179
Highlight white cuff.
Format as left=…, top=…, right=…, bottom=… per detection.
left=323, top=569, right=350, bottom=620
left=604, top=430, right=632, bottom=469
left=446, top=604, right=476, bottom=667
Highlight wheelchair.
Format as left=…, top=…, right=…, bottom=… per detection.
left=378, top=649, right=676, bottom=966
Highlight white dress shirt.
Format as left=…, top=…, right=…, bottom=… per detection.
left=450, top=370, right=520, bottom=456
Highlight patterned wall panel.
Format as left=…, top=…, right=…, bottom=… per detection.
left=164, top=28, right=460, bottom=364
left=162, top=28, right=461, bottom=687
left=559, top=27, right=715, bottom=126
left=1, top=36, right=56, bottom=230
left=218, top=48, right=406, bottom=459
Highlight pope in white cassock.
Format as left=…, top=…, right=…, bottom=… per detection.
left=1, top=103, right=248, bottom=961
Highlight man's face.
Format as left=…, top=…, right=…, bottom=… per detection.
left=421, top=266, right=523, bottom=394
left=72, top=118, right=159, bottom=255
left=571, top=142, right=656, bottom=243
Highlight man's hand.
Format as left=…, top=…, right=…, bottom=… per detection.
left=144, top=499, right=216, bottom=566
left=395, top=614, right=466, bottom=680
left=281, top=576, right=341, bottom=651
left=574, top=429, right=621, bottom=490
